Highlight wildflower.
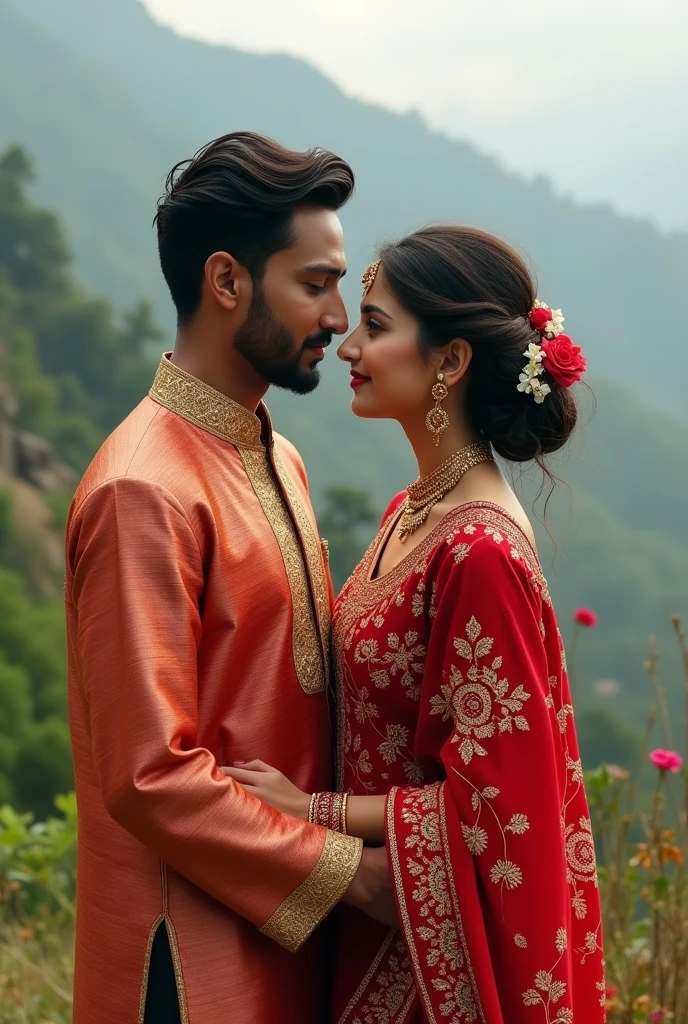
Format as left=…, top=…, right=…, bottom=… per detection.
left=606, top=764, right=629, bottom=781
left=629, top=843, right=652, bottom=869
left=660, top=842, right=683, bottom=865
left=633, top=994, right=651, bottom=1010
left=649, top=749, right=683, bottom=774
left=573, top=607, right=598, bottom=627
left=17, top=927, right=34, bottom=941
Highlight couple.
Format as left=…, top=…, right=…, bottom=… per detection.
left=65, top=132, right=605, bottom=1024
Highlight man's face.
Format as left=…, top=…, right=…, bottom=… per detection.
left=234, top=206, right=348, bottom=394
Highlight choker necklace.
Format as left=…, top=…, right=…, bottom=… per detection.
left=397, top=441, right=494, bottom=541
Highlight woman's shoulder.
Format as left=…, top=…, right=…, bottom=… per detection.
left=430, top=501, right=544, bottom=586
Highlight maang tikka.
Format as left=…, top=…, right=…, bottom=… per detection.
left=426, top=372, right=449, bottom=445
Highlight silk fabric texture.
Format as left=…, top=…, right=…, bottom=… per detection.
left=65, top=355, right=362, bottom=1024
left=331, top=495, right=606, bottom=1023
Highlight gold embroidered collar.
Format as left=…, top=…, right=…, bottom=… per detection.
left=149, top=354, right=267, bottom=451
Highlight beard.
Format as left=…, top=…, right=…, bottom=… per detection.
left=233, top=281, right=330, bottom=395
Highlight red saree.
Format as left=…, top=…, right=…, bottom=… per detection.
left=332, top=499, right=606, bottom=1024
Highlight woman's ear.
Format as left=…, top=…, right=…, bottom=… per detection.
left=439, top=338, right=473, bottom=387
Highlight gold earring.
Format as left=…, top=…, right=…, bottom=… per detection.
left=426, top=373, right=449, bottom=446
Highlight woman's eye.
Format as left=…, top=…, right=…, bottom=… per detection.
left=366, top=318, right=383, bottom=333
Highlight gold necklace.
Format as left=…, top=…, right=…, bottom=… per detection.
left=397, top=441, right=494, bottom=541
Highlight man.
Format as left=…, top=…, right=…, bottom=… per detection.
left=65, top=132, right=394, bottom=1024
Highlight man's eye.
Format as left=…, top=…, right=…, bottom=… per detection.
left=307, top=283, right=325, bottom=294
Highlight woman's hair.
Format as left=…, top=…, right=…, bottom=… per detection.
left=155, top=132, right=354, bottom=324
left=378, top=226, right=579, bottom=467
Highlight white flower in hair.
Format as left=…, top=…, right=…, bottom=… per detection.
left=544, top=308, right=565, bottom=338
left=523, top=342, right=544, bottom=364
left=531, top=380, right=552, bottom=404
left=517, top=339, right=551, bottom=402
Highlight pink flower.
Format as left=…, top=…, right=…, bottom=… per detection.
left=649, top=749, right=683, bottom=774
left=573, top=607, right=598, bottom=628
left=651, top=1011, right=667, bottom=1022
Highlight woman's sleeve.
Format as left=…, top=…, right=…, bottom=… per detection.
left=385, top=533, right=605, bottom=1022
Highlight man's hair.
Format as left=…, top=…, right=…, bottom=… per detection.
left=154, top=132, right=355, bottom=323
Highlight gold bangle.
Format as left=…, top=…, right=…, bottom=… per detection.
left=308, top=792, right=317, bottom=825
left=341, top=792, right=349, bottom=835
left=330, top=792, right=343, bottom=833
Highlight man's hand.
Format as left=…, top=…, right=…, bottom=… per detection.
left=342, top=845, right=398, bottom=928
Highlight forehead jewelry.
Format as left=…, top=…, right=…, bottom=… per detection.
left=362, top=259, right=381, bottom=297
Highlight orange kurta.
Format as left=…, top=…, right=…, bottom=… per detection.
left=65, top=355, right=362, bottom=1024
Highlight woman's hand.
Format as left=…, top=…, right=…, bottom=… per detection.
left=221, top=759, right=311, bottom=820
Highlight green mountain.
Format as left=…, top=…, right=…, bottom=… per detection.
left=0, top=0, right=686, bottom=747
left=2, top=0, right=688, bottom=422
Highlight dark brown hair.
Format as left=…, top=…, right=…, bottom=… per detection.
left=155, top=132, right=355, bottom=323
left=379, top=226, right=579, bottom=466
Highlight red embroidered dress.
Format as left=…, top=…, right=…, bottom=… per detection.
left=331, top=498, right=606, bottom=1024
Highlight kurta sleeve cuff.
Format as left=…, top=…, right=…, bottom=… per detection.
left=259, top=830, right=363, bottom=952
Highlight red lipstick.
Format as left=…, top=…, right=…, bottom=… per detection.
left=350, top=370, right=371, bottom=389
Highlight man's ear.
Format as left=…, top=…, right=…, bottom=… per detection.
left=204, top=251, right=252, bottom=312
left=438, top=338, right=473, bottom=388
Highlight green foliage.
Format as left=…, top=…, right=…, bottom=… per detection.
left=577, top=705, right=642, bottom=771
left=0, top=794, right=75, bottom=1021
left=0, top=144, right=156, bottom=473
left=318, top=485, right=380, bottom=591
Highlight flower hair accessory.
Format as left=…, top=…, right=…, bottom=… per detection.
left=517, top=300, right=587, bottom=403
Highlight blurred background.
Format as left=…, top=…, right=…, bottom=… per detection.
left=0, top=0, right=686, bottom=819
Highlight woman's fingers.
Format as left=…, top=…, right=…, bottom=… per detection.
left=231, top=759, right=274, bottom=772
left=221, top=766, right=265, bottom=785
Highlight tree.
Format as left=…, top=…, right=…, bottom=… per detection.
left=318, top=486, right=379, bottom=591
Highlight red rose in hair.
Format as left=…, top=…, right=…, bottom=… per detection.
left=541, top=335, right=587, bottom=387
left=529, top=306, right=551, bottom=333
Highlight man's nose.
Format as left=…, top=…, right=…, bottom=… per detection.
left=321, top=297, right=349, bottom=336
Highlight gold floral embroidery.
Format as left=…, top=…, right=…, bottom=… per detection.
left=430, top=615, right=531, bottom=765
left=260, top=830, right=363, bottom=952
left=337, top=931, right=416, bottom=1024
left=273, top=448, right=331, bottom=674
left=521, top=928, right=573, bottom=1022
left=388, top=784, right=482, bottom=1023
left=149, top=354, right=264, bottom=450
left=241, top=449, right=325, bottom=694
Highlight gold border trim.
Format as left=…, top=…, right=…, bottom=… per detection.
left=137, top=912, right=165, bottom=1024
left=337, top=930, right=416, bottom=1024
left=439, top=784, right=486, bottom=1024
left=273, top=449, right=331, bottom=682
left=164, top=915, right=190, bottom=1024
left=149, top=355, right=264, bottom=451
left=387, top=785, right=440, bottom=1023
left=260, top=830, right=363, bottom=952
left=240, top=448, right=325, bottom=694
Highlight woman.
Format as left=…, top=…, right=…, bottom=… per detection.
left=224, top=227, right=605, bottom=1023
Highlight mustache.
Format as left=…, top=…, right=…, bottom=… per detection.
left=302, top=331, right=333, bottom=350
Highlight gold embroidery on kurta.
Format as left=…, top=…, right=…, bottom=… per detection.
left=240, top=448, right=325, bottom=694
left=149, top=355, right=264, bottom=450
left=273, top=449, right=331, bottom=683
left=138, top=913, right=166, bottom=1024
left=260, top=830, right=363, bottom=952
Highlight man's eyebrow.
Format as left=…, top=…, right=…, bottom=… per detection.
left=361, top=303, right=393, bottom=320
left=303, top=263, right=348, bottom=279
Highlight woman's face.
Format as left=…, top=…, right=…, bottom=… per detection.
left=337, top=267, right=436, bottom=424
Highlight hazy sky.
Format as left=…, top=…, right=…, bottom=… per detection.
left=141, top=0, right=687, bottom=231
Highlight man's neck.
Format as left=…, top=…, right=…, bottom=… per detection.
left=170, top=330, right=268, bottom=414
